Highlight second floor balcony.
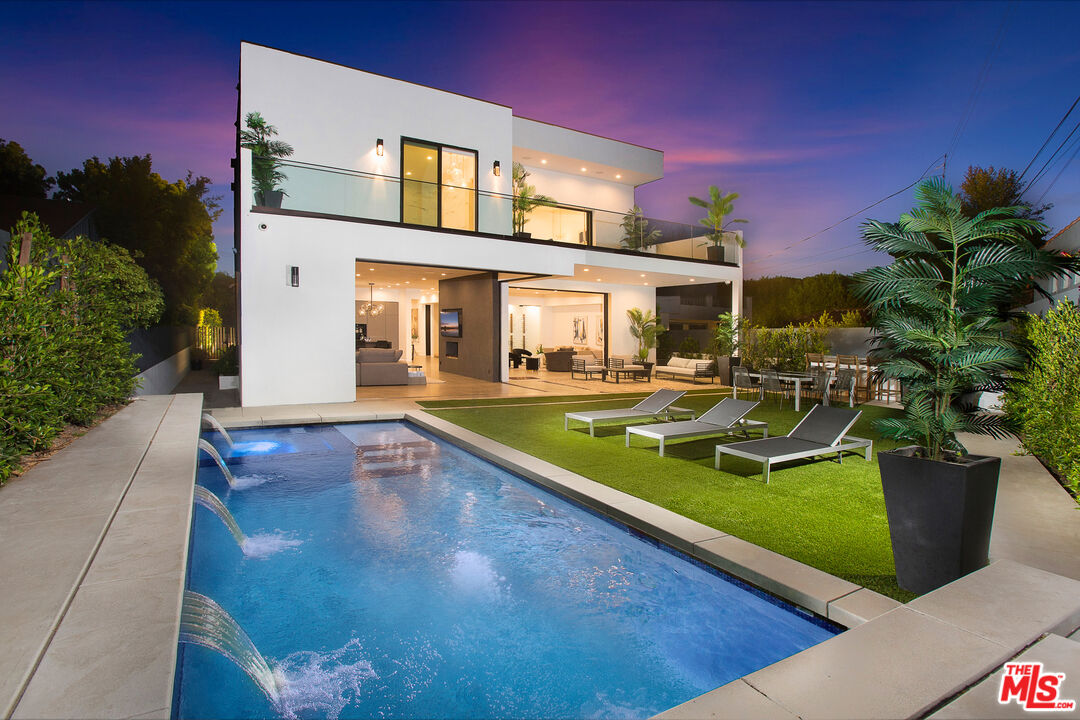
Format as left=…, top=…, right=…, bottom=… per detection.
left=248, top=156, right=742, bottom=267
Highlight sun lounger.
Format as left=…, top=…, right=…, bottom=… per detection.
left=564, top=389, right=694, bottom=437
left=625, top=398, right=766, bottom=456
left=713, top=404, right=872, bottom=483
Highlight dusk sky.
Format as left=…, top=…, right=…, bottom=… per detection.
left=3, top=0, right=1080, bottom=278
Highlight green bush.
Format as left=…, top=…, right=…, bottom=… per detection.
left=0, top=212, right=162, bottom=483
left=740, top=314, right=832, bottom=371
left=214, top=344, right=239, bottom=376
left=1003, top=302, right=1080, bottom=496
left=677, top=336, right=701, bottom=356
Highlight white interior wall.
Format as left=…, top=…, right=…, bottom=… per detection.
left=519, top=165, right=633, bottom=213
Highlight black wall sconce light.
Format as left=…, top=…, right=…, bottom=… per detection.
left=288, top=265, right=300, bottom=287
left=376, top=138, right=384, bottom=156
left=493, top=160, right=501, bottom=176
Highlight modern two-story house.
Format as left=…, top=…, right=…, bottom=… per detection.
left=235, top=42, right=743, bottom=407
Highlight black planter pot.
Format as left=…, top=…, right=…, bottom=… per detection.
left=706, top=245, right=725, bottom=263
left=262, top=190, right=283, bottom=209
left=513, top=231, right=532, bottom=239
left=879, top=446, right=1001, bottom=594
left=716, top=355, right=740, bottom=386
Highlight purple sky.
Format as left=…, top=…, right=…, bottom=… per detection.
left=3, top=1, right=1079, bottom=278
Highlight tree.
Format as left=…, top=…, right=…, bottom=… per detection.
left=202, top=272, right=237, bottom=327
left=619, top=205, right=661, bottom=250
left=54, top=155, right=220, bottom=324
left=852, top=178, right=1075, bottom=460
left=626, top=307, right=665, bottom=363
left=959, top=165, right=1051, bottom=246
left=0, top=139, right=55, bottom=197
left=689, top=186, right=748, bottom=248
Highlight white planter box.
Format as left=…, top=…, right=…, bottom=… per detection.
left=218, top=375, right=239, bottom=390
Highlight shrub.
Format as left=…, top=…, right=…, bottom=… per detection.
left=1003, top=302, right=1080, bottom=496
left=0, top=212, right=162, bottom=483
left=214, top=344, right=239, bottom=376
left=677, top=336, right=701, bottom=356
left=739, top=316, right=831, bottom=372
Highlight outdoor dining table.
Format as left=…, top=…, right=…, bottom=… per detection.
left=736, top=371, right=855, bottom=411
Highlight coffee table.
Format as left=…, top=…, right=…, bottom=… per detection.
left=605, top=366, right=650, bottom=383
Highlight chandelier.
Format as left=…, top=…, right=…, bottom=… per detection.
left=358, top=282, right=384, bottom=317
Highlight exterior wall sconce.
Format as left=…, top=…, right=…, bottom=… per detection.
left=493, top=160, right=501, bottom=176
left=287, top=265, right=300, bottom=287
left=376, top=138, right=384, bottom=156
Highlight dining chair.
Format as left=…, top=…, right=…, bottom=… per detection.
left=732, top=366, right=762, bottom=401
left=761, top=369, right=790, bottom=409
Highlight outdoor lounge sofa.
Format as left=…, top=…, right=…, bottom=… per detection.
left=713, top=404, right=872, bottom=483
left=625, top=398, right=766, bottom=456
left=654, top=356, right=715, bottom=383
left=564, top=389, right=695, bottom=437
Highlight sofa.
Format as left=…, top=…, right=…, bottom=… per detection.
left=654, top=355, right=715, bottom=383
left=541, top=348, right=575, bottom=372
left=355, top=347, right=408, bottom=386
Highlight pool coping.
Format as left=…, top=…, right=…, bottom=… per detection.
left=18, top=402, right=1073, bottom=719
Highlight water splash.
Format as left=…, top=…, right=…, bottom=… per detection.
left=179, top=591, right=285, bottom=705
left=198, top=439, right=235, bottom=487
left=273, top=638, right=378, bottom=720
left=201, top=413, right=235, bottom=449
left=242, top=533, right=303, bottom=558
left=193, top=486, right=246, bottom=546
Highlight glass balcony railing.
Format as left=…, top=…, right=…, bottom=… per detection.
left=251, top=158, right=741, bottom=266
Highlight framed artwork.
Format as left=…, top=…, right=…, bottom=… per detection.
left=596, top=317, right=604, bottom=345
left=573, top=316, right=588, bottom=344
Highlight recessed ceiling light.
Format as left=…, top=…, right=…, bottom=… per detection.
left=690, top=278, right=696, bottom=282
left=616, top=174, right=622, bottom=179
left=580, top=167, right=587, bottom=172
left=369, top=268, right=375, bottom=271
left=421, top=277, right=426, bottom=280
left=405, top=281, right=409, bottom=284
left=541, top=159, right=547, bottom=164
left=405, top=171, right=412, bottom=176
left=426, top=156, right=432, bottom=160
left=441, top=272, right=447, bottom=276
left=644, top=282, right=649, bottom=286
left=640, top=274, right=646, bottom=277
left=583, top=268, right=589, bottom=272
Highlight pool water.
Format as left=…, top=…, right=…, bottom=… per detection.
left=176, top=422, right=838, bottom=719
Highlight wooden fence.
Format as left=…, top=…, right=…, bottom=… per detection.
left=194, top=326, right=236, bottom=358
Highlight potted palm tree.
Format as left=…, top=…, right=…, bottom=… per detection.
left=689, top=186, right=747, bottom=262
left=713, top=311, right=742, bottom=385
left=852, top=178, right=1075, bottom=594
left=627, top=307, right=665, bottom=373
left=512, top=162, right=554, bottom=238
left=240, top=112, right=294, bottom=208
left=619, top=205, right=661, bottom=251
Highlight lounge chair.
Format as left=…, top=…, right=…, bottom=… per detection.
left=625, top=398, right=767, bottom=457
left=713, top=405, right=872, bottom=483
left=564, top=389, right=694, bottom=437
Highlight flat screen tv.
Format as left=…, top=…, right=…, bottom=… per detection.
left=440, top=308, right=462, bottom=338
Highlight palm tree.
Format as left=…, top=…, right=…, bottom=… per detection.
left=852, top=178, right=1074, bottom=461
left=689, top=186, right=748, bottom=255
left=240, top=112, right=294, bottom=204
left=619, top=205, right=661, bottom=250
left=626, top=308, right=665, bottom=363
left=511, top=162, right=554, bottom=235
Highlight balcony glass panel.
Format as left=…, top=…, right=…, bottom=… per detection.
left=253, top=157, right=739, bottom=266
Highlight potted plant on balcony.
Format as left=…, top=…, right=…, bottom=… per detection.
left=627, top=307, right=664, bottom=374
left=689, top=186, right=747, bottom=262
left=619, top=205, right=661, bottom=251
left=240, top=111, right=294, bottom=209
left=852, top=178, right=1075, bottom=594
left=512, top=162, right=554, bottom=238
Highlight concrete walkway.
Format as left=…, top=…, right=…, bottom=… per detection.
left=959, top=432, right=1080, bottom=582
left=0, top=394, right=202, bottom=720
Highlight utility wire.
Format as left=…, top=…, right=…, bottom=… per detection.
left=1034, top=133, right=1080, bottom=206
left=752, top=154, right=944, bottom=263
left=1018, top=92, right=1080, bottom=183
left=944, top=2, right=1011, bottom=166
left=1022, top=115, right=1080, bottom=195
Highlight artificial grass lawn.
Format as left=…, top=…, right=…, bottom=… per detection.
left=417, top=387, right=731, bottom=409
left=427, top=395, right=917, bottom=602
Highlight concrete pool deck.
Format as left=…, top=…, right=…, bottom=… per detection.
left=3, top=393, right=1080, bottom=718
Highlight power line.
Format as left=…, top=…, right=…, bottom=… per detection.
left=1035, top=133, right=1080, bottom=206
left=753, top=154, right=944, bottom=264
left=945, top=2, right=1011, bottom=165
left=1023, top=115, right=1080, bottom=195
left=1018, top=92, right=1080, bottom=183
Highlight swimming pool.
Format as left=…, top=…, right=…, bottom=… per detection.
left=176, top=422, right=838, bottom=719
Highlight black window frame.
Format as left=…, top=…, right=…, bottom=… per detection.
left=399, top=136, right=479, bottom=232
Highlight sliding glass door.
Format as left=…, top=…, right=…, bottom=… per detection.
left=401, top=139, right=477, bottom=231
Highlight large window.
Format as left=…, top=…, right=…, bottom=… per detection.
left=523, top=204, right=591, bottom=245
left=401, top=139, right=477, bottom=231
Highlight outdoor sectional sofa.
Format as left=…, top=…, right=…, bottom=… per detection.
left=654, top=355, right=715, bottom=383
left=355, top=347, right=409, bottom=386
